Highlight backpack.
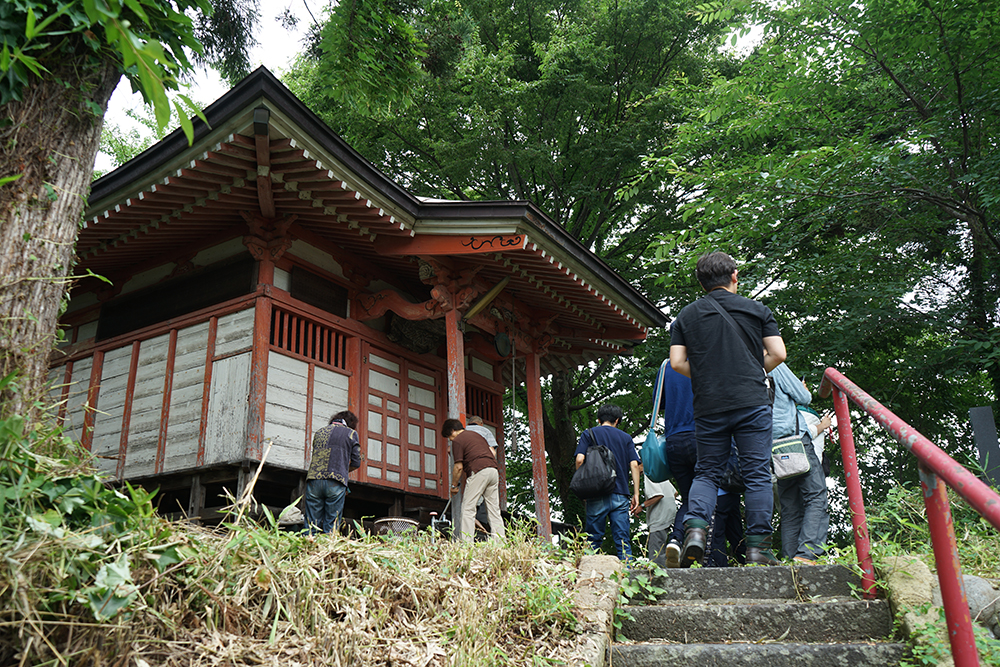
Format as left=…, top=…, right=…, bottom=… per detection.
left=570, top=429, right=617, bottom=499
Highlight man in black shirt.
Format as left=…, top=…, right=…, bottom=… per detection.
left=669, top=252, right=787, bottom=565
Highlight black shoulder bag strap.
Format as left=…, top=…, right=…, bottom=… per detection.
left=703, top=294, right=773, bottom=397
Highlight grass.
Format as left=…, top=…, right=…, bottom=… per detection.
left=0, top=409, right=589, bottom=666
left=866, top=482, right=1000, bottom=583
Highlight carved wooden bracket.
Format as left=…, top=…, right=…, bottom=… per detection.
left=357, top=283, right=478, bottom=322
left=342, top=264, right=372, bottom=288
left=241, top=212, right=297, bottom=262
left=357, top=289, right=445, bottom=321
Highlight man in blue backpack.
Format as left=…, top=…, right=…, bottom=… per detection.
left=670, top=252, right=786, bottom=566
left=574, top=403, right=642, bottom=560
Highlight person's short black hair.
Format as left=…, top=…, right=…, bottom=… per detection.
left=597, top=403, right=623, bottom=425
left=441, top=418, right=464, bottom=438
left=330, top=410, right=359, bottom=429
left=696, top=251, right=738, bottom=291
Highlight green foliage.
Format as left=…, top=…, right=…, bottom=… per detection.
left=628, top=0, right=1000, bottom=506
left=0, top=0, right=253, bottom=139
left=97, top=101, right=200, bottom=175
left=0, top=403, right=187, bottom=632
left=311, top=0, right=429, bottom=116
left=901, top=604, right=1000, bottom=667
left=867, top=483, right=1000, bottom=579
left=611, top=563, right=667, bottom=641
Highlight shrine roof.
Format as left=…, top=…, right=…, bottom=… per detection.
left=85, top=67, right=667, bottom=367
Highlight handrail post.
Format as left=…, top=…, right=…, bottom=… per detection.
left=919, top=464, right=980, bottom=667
left=831, top=385, right=876, bottom=599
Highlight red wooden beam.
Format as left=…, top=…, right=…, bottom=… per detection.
left=247, top=291, right=273, bottom=461
left=305, top=363, right=315, bottom=469
left=154, top=328, right=178, bottom=474
left=116, top=341, right=141, bottom=479
left=58, top=361, right=73, bottom=425
left=356, top=289, right=445, bottom=321
left=374, top=234, right=525, bottom=256
left=525, top=350, right=552, bottom=540
left=197, top=316, right=218, bottom=467
left=445, top=307, right=467, bottom=535
left=81, top=351, right=104, bottom=452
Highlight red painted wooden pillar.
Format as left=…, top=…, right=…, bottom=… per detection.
left=117, top=341, right=141, bottom=479
left=196, top=317, right=218, bottom=467
left=154, top=328, right=178, bottom=473
left=445, top=307, right=466, bottom=422
left=525, top=350, right=552, bottom=540
left=247, top=259, right=274, bottom=461
left=445, top=306, right=467, bottom=536
left=81, top=350, right=104, bottom=452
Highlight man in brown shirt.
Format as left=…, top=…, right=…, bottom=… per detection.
left=442, top=418, right=505, bottom=542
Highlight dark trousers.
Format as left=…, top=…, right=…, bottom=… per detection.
left=665, top=430, right=698, bottom=544
left=688, top=404, right=774, bottom=537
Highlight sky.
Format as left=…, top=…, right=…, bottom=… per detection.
left=99, top=0, right=313, bottom=169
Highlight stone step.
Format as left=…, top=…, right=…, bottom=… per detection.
left=611, top=641, right=909, bottom=667
left=623, top=563, right=861, bottom=604
left=619, top=598, right=894, bottom=643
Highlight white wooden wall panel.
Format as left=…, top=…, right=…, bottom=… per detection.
left=204, top=352, right=250, bottom=465
left=164, top=322, right=209, bottom=473
left=54, top=357, right=93, bottom=445
left=125, top=334, right=170, bottom=478
left=91, top=345, right=132, bottom=475
left=311, top=367, right=349, bottom=434
left=264, top=354, right=309, bottom=469
left=46, top=366, right=62, bottom=406
left=214, top=309, right=254, bottom=357
left=470, top=356, right=493, bottom=380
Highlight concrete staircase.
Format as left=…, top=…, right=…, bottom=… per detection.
left=611, top=563, right=909, bottom=666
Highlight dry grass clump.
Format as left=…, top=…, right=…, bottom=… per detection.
left=0, top=415, right=589, bottom=666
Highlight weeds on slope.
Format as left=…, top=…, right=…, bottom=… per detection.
left=0, top=402, right=586, bottom=666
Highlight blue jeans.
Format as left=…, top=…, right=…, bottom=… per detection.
left=777, top=444, right=829, bottom=559
left=688, top=404, right=773, bottom=537
left=305, top=478, right=348, bottom=534
left=665, top=430, right=698, bottom=544
left=584, top=493, right=633, bottom=560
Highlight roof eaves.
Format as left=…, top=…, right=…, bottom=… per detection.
left=88, top=67, right=422, bottom=220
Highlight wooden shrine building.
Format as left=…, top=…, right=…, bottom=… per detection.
left=51, top=68, right=667, bottom=537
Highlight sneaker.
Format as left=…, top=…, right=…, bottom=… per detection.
left=665, top=540, right=681, bottom=568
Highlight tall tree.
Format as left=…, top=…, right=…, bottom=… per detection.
left=286, top=0, right=730, bottom=523
left=0, top=0, right=258, bottom=416
left=634, top=0, right=999, bottom=497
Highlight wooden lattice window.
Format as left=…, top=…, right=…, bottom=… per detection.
left=270, top=307, right=347, bottom=370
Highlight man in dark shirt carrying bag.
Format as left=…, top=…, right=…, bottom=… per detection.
left=573, top=404, right=642, bottom=561
left=669, top=252, right=787, bottom=566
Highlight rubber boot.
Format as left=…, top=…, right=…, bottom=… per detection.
left=681, top=519, right=708, bottom=566
left=745, top=534, right=781, bottom=566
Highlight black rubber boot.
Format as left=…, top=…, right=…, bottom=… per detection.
left=746, top=534, right=781, bottom=566
left=681, top=519, right=708, bottom=565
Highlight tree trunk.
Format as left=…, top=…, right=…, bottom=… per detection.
left=543, top=370, right=585, bottom=527
left=0, top=57, right=121, bottom=417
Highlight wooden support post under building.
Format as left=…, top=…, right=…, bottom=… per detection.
left=525, top=350, right=552, bottom=540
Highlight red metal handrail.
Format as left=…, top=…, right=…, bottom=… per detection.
left=819, top=368, right=1000, bottom=667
